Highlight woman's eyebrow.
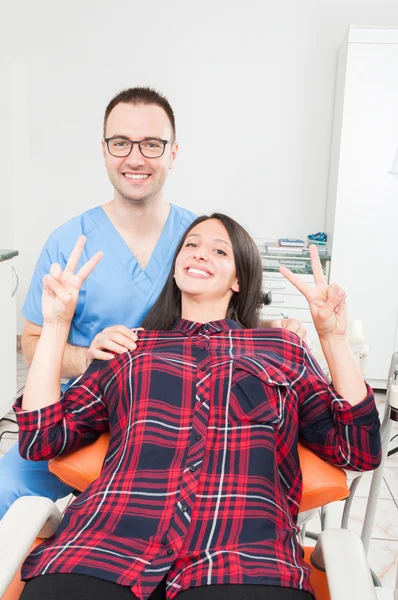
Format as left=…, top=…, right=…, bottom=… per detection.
left=214, top=238, right=231, bottom=248
left=185, top=233, right=231, bottom=248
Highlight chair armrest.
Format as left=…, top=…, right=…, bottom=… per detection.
left=311, top=529, right=377, bottom=600
left=298, top=443, right=349, bottom=512
left=49, top=432, right=109, bottom=492
left=0, top=497, right=63, bottom=597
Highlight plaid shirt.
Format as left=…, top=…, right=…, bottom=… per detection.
left=14, top=320, right=381, bottom=599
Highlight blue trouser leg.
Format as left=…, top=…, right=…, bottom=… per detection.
left=0, top=443, right=74, bottom=519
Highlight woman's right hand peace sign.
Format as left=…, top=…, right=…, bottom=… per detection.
left=42, top=236, right=103, bottom=325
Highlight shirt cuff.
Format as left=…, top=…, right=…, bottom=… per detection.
left=330, top=383, right=379, bottom=426
left=13, top=394, right=64, bottom=431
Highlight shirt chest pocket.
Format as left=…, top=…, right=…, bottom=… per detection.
left=229, top=356, right=289, bottom=425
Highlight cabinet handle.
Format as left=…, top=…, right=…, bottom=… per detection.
left=11, top=265, right=19, bottom=297
left=271, top=300, right=285, bottom=304
left=264, top=312, right=289, bottom=319
left=265, top=285, right=286, bottom=291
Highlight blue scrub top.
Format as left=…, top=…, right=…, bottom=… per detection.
left=23, top=204, right=197, bottom=348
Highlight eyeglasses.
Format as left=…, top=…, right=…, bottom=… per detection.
left=104, top=137, right=172, bottom=159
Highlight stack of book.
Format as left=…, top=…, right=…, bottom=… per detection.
left=264, top=238, right=329, bottom=257
left=306, top=239, right=328, bottom=256
left=265, top=238, right=305, bottom=255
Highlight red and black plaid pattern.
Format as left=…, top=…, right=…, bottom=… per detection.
left=14, top=320, right=381, bottom=599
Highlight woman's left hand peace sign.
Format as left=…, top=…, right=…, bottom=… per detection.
left=279, top=245, right=347, bottom=338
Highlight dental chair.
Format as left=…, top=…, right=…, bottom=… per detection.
left=1, top=351, right=397, bottom=600
left=0, top=436, right=349, bottom=600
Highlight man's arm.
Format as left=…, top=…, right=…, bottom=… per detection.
left=260, top=318, right=307, bottom=340
left=22, top=320, right=88, bottom=380
left=22, top=320, right=139, bottom=380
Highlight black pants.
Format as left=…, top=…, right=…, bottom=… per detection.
left=20, top=573, right=313, bottom=600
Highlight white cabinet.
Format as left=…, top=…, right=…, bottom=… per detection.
left=0, top=258, right=18, bottom=418
left=262, top=271, right=319, bottom=341
left=326, top=26, right=398, bottom=389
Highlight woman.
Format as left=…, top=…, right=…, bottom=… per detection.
left=15, top=214, right=381, bottom=600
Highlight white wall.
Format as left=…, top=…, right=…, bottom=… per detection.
left=2, top=0, right=398, bottom=332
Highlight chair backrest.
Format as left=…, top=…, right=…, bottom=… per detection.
left=49, top=433, right=349, bottom=512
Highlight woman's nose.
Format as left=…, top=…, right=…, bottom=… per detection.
left=193, top=245, right=209, bottom=261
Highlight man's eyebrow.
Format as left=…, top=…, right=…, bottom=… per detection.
left=107, top=134, right=131, bottom=140
left=106, top=135, right=163, bottom=141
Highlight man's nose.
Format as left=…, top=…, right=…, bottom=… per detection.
left=125, top=144, right=145, bottom=167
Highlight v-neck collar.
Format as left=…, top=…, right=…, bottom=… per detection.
left=90, top=205, right=176, bottom=283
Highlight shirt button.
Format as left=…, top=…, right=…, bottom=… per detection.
left=190, top=465, right=197, bottom=472
left=200, top=365, right=207, bottom=371
left=181, top=503, right=188, bottom=512
left=167, top=548, right=173, bottom=555
left=195, top=434, right=201, bottom=441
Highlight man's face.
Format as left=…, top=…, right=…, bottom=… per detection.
left=102, top=102, right=178, bottom=204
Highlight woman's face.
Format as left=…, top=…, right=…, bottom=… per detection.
left=174, top=219, right=239, bottom=303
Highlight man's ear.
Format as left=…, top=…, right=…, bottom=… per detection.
left=101, top=139, right=106, bottom=160
left=169, top=141, right=179, bottom=170
left=231, top=279, right=239, bottom=293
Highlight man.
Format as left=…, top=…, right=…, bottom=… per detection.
left=0, top=87, right=305, bottom=519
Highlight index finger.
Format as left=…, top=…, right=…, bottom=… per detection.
left=309, top=244, right=326, bottom=285
left=77, top=251, right=104, bottom=281
left=279, top=265, right=311, bottom=298
left=64, top=235, right=87, bottom=274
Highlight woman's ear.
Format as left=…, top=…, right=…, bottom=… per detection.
left=232, top=279, right=239, bottom=293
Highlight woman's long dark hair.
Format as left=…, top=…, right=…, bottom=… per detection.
left=142, top=213, right=263, bottom=330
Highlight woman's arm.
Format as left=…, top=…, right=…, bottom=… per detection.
left=15, top=359, right=109, bottom=461
left=22, top=321, right=69, bottom=411
left=14, top=236, right=107, bottom=461
left=280, top=246, right=381, bottom=470
left=318, top=333, right=366, bottom=406
left=279, top=245, right=366, bottom=406
left=297, top=343, right=381, bottom=471
left=21, top=236, right=103, bottom=412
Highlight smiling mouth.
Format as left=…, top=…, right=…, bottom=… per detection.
left=186, top=267, right=212, bottom=278
left=123, top=173, right=150, bottom=180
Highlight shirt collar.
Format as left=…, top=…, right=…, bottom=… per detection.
left=171, top=318, right=242, bottom=337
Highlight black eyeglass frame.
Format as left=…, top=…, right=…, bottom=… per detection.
left=104, top=137, right=173, bottom=158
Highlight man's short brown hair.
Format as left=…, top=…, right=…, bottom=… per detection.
left=103, top=87, right=176, bottom=139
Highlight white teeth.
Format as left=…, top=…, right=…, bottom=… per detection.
left=187, top=268, right=210, bottom=278
left=124, top=174, right=149, bottom=180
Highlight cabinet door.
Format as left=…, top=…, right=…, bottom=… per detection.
left=329, top=40, right=398, bottom=388
left=0, top=261, right=17, bottom=418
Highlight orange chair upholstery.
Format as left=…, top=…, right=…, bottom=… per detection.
left=48, top=433, right=350, bottom=512
left=48, top=433, right=111, bottom=492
